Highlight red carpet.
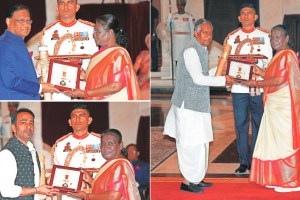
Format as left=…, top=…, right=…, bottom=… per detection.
left=151, top=177, right=300, bottom=200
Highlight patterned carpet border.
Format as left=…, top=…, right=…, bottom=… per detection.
left=151, top=126, right=176, bottom=170
left=151, top=177, right=249, bottom=183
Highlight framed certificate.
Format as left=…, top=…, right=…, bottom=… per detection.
left=226, top=60, right=253, bottom=82
left=49, top=165, right=83, bottom=193
left=47, top=60, right=80, bottom=91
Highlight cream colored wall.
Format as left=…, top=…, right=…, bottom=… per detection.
left=1, top=102, right=42, bottom=151
left=109, top=102, right=150, bottom=147
left=160, top=0, right=204, bottom=22
left=260, top=0, right=300, bottom=30
left=0, top=102, right=50, bottom=166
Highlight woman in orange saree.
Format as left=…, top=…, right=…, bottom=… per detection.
left=243, top=25, right=300, bottom=193
left=133, top=34, right=150, bottom=100
left=65, top=14, right=141, bottom=100
left=67, top=129, right=141, bottom=200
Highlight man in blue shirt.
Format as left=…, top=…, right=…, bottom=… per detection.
left=0, top=4, right=57, bottom=100
left=126, top=144, right=149, bottom=200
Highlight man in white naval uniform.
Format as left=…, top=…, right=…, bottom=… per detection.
left=164, top=19, right=233, bottom=193
left=224, top=3, right=273, bottom=175
left=166, top=0, right=194, bottom=66
left=40, top=0, right=98, bottom=100
left=51, top=104, right=105, bottom=200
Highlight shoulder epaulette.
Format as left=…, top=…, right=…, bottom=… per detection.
left=223, top=28, right=241, bottom=45
left=50, top=132, right=73, bottom=165
left=42, top=21, right=59, bottom=32
left=256, top=27, right=270, bottom=34
left=78, top=19, right=95, bottom=27
left=228, top=28, right=241, bottom=36
left=90, top=132, right=101, bottom=138
left=185, top=12, right=193, bottom=16
left=54, top=132, right=73, bottom=144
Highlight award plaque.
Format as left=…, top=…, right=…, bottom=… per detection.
left=227, top=61, right=253, bottom=81
left=47, top=60, right=80, bottom=91
left=226, top=54, right=268, bottom=82
left=49, top=165, right=83, bottom=193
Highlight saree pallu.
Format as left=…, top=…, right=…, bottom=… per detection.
left=92, top=158, right=141, bottom=200
left=250, top=50, right=300, bottom=187
left=85, top=46, right=141, bottom=100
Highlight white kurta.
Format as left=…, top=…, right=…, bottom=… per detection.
left=164, top=47, right=225, bottom=183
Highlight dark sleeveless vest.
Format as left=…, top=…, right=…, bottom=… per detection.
left=171, top=37, right=210, bottom=112
left=0, top=137, right=40, bottom=200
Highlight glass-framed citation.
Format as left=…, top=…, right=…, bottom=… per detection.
left=226, top=54, right=268, bottom=82
left=47, top=60, right=80, bottom=91
left=226, top=60, right=253, bottom=82
left=49, top=165, right=83, bottom=193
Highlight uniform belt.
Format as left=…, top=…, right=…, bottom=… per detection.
left=174, top=32, right=190, bottom=35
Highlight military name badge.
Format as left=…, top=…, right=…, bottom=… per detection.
left=74, top=32, right=89, bottom=41
left=252, top=37, right=265, bottom=45
left=63, top=142, right=72, bottom=152
left=86, top=144, right=100, bottom=153
left=51, top=30, right=60, bottom=40
left=234, top=35, right=241, bottom=44
left=182, top=17, right=189, bottom=21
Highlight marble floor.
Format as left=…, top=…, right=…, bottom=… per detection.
left=151, top=92, right=249, bottom=178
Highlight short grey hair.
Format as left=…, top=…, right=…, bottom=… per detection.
left=194, top=18, right=212, bottom=32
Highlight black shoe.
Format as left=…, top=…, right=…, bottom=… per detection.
left=180, top=183, right=204, bottom=193
left=248, top=164, right=251, bottom=170
left=198, top=181, right=213, bottom=187
left=235, top=164, right=249, bottom=174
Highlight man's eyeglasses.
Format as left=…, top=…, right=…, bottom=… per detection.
left=12, top=18, right=33, bottom=24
